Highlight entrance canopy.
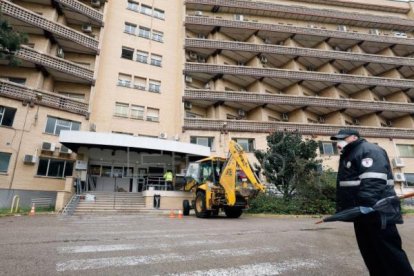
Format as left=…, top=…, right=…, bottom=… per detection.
left=59, top=131, right=211, bottom=157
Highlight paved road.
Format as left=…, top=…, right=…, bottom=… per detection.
left=0, top=213, right=413, bottom=275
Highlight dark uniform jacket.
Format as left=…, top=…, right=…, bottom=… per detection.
left=336, top=138, right=403, bottom=224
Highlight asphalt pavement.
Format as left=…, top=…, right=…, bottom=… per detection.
left=0, top=213, right=413, bottom=275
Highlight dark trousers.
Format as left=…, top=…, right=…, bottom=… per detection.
left=354, top=214, right=414, bottom=276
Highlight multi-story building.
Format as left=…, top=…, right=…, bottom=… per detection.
left=1, top=0, right=414, bottom=209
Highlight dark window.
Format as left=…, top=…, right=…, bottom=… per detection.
left=0, top=106, right=17, bottom=127
left=190, top=136, right=214, bottom=150
left=233, top=138, right=255, bottom=152
left=121, top=47, right=134, bottom=60
left=406, top=173, right=414, bottom=187
left=0, top=152, right=12, bottom=173
left=37, top=158, right=73, bottom=178
left=8, top=78, right=26, bottom=85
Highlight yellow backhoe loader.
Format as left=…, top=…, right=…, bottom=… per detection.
left=183, top=140, right=265, bottom=218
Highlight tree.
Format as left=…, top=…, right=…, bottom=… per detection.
left=255, top=131, right=321, bottom=199
left=0, top=11, right=27, bottom=66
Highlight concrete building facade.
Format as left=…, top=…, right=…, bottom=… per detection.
left=1, top=0, right=414, bottom=209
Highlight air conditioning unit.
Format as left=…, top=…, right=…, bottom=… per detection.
left=392, top=157, right=405, bottom=168
left=23, top=155, right=37, bottom=164
left=42, top=142, right=56, bottom=151
left=159, top=132, right=168, bottom=139
left=281, top=113, right=289, bottom=121
left=185, top=75, right=193, bottom=83
left=394, top=172, right=406, bottom=182
left=81, top=24, right=92, bottom=33
left=60, top=145, right=73, bottom=154
left=238, top=109, right=246, bottom=117
left=91, top=0, right=101, bottom=7
left=318, top=116, right=325, bottom=123
left=369, top=29, right=380, bottom=35
left=195, top=11, right=203, bottom=16
left=184, top=101, right=192, bottom=110
left=386, top=121, right=393, bottom=127
left=90, top=123, right=96, bottom=132
left=353, top=119, right=360, bottom=125
left=235, top=14, right=244, bottom=21
left=260, top=55, right=268, bottom=64
left=339, top=69, right=347, bottom=74
left=189, top=51, right=198, bottom=60
left=57, top=48, right=64, bottom=58
left=337, top=25, right=347, bottom=32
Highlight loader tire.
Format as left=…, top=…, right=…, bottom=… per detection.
left=183, top=200, right=190, bottom=216
left=195, top=191, right=211, bottom=218
left=224, top=207, right=243, bottom=218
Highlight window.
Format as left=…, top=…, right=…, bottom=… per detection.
left=130, top=105, right=144, bottom=120
left=233, top=138, right=255, bottom=152
left=185, top=111, right=204, bottom=118
left=227, top=114, right=238, bottom=120
left=150, top=54, right=162, bottom=67
left=136, top=51, right=148, bottom=63
left=153, top=8, right=165, bottom=19
left=0, top=106, right=17, bottom=127
left=318, top=141, right=338, bottom=155
left=127, top=1, right=139, bottom=11
left=140, top=4, right=152, bottom=15
left=117, top=73, right=132, bottom=87
left=37, top=158, right=73, bottom=178
left=58, top=92, right=85, bottom=101
left=268, top=116, right=280, bottom=122
left=190, top=137, right=214, bottom=150
left=148, top=80, right=161, bottom=93
left=8, top=77, right=26, bottom=85
left=406, top=173, right=414, bottom=187
left=124, top=22, right=137, bottom=35
left=133, top=76, right=146, bottom=90
left=146, top=108, right=159, bottom=122
left=114, top=102, right=129, bottom=117
left=152, top=30, right=164, bottom=42
left=0, top=152, right=11, bottom=173
left=45, top=116, right=80, bottom=135
left=397, top=144, right=414, bottom=157
left=138, top=26, right=151, bottom=39
left=121, top=47, right=134, bottom=60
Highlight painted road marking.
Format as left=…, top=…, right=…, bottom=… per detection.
left=56, top=247, right=280, bottom=272
left=164, top=259, right=321, bottom=276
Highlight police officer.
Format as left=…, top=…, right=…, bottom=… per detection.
left=331, top=129, right=413, bottom=276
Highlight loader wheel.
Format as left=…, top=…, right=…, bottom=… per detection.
left=183, top=200, right=190, bottom=216
left=224, top=207, right=243, bottom=218
left=195, top=191, right=211, bottom=218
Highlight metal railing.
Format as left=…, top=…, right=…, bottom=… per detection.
left=59, top=194, right=81, bottom=216
left=183, top=118, right=414, bottom=139
left=58, top=0, right=104, bottom=25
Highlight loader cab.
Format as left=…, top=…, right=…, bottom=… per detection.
left=185, top=157, right=225, bottom=185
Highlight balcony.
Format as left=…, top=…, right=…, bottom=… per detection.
left=183, top=118, right=414, bottom=139
left=185, top=16, right=414, bottom=55
left=185, top=39, right=414, bottom=76
left=185, top=0, right=414, bottom=31
left=183, top=89, right=414, bottom=115
left=16, top=46, right=94, bottom=84
left=0, top=80, right=89, bottom=116
left=1, top=1, right=99, bottom=54
left=58, top=0, right=104, bottom=26
left=184, top=63, right=414, bottom=95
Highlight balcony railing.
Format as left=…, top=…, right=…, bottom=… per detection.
left=183, top=89, right=414, bottom=114
left=16, top=46, right=94, bottom=84
left=185, top=39, right=414, bottom=68
left=183, top=118, right=414, bottom=139
left=185, top=63, right=414, bottom=89
left=185, top=16, right=414, bottom=47
left=58, top=0, right=103, bottom=25
left=0, top=80, right=89, bottom=116
left=1, top=1, right=99, bottom=52
left=185, top=0, right=414, bottom=31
